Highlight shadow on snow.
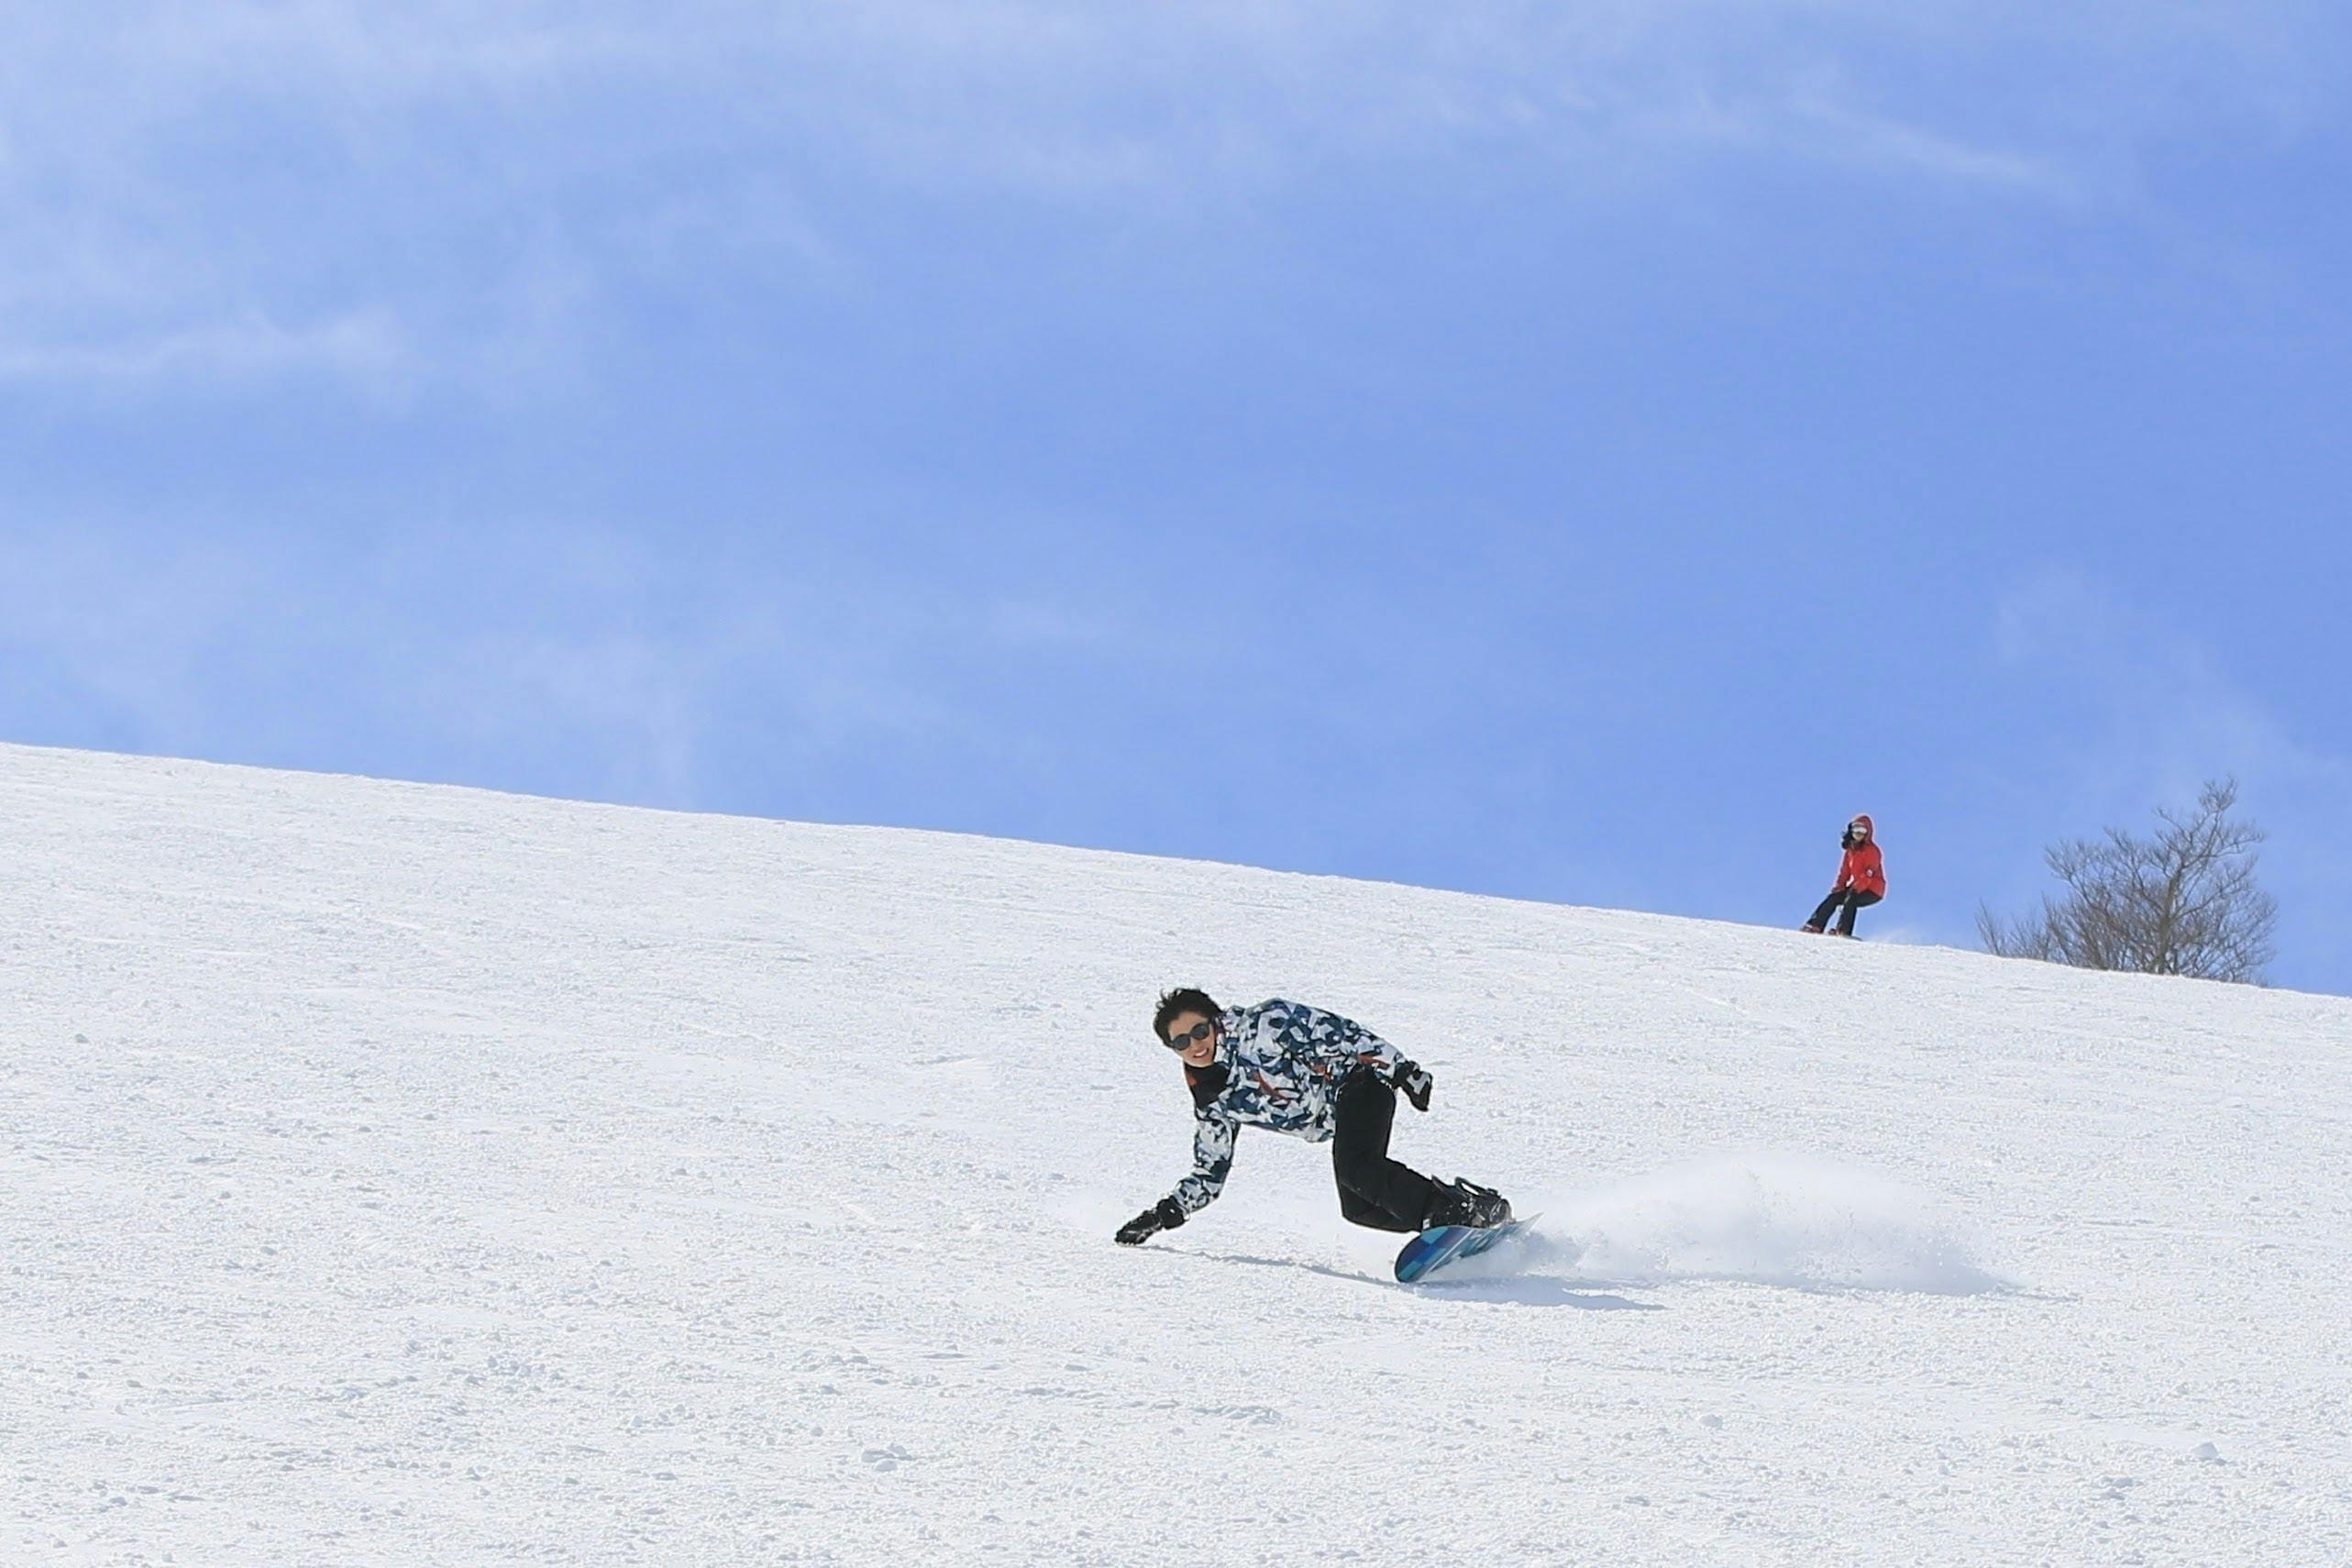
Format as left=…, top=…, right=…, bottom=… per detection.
left=1172, top=1246, right=1664, bottom=1311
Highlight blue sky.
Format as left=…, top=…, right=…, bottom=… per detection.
left=5, top=3, right=2348, bottom=991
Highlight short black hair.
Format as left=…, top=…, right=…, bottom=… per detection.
left=1154, top=987, right=1222, bottom=1043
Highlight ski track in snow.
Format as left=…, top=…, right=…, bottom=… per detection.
left=3, top=742, right=2349, bottom=1565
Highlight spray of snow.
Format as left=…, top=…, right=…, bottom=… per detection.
left=1530, top=1154, right=2008, bottom=1296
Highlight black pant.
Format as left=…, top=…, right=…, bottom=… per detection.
left=1331, top=1067, right=1439, bottom=1233
left=1809, top=888, right=1882, bottom=934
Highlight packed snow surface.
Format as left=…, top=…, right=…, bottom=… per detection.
left=4, top=743, right=2349, bottom=1565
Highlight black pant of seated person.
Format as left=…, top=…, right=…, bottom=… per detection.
left=1331, top=1066, right=1441, bottom=1233
left=1808, top=887, right=1883, bottom=935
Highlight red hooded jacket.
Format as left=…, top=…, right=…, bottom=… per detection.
left=1834, top=815, right=1887, bottom=898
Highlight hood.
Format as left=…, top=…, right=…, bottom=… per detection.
left=1849, top=813, right=1874, bottom=844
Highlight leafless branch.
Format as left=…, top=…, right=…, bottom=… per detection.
left=1980, top=778, right=2276, bottom=984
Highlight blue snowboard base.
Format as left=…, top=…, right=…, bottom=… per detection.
left=1393, top=1215, right=1540, bottom=1284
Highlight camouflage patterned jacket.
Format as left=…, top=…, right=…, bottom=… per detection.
left=1165, top=999, right=1410, bottom=1217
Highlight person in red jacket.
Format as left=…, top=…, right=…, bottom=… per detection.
left=1804, top=814, right=1886, bottom=937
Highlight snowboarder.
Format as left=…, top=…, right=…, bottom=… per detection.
left=1804, top=813, right=1886, bottom=937
left=1114, top=988, right=1512, bottom=1248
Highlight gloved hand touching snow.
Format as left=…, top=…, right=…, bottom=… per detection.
left=1389, top=1059, right=1433, bottom=1112
left=1115, top=1197, right=1186, bottom=1245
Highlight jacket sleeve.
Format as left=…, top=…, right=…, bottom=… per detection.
left=1284, top=999, right=1409, bottom=1077
left=1832, top=849, right=1856, bottom=891
left=1169, top=1109, right=1237, bottom=1215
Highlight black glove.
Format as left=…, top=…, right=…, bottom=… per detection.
left=1116, top=1197, right=1187, bottom=1246
left=1390, top=1059, right=1433, bottom=1112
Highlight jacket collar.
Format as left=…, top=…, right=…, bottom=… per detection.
left=1185, top=1061, right=1231, bottom=1110
left=1182, top=1010, right=1245, bottom=1107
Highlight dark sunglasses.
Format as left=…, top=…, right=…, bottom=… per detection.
left=1163, top=1021, right=1214, bottom=1052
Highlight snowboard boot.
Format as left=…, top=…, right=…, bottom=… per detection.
left=1801, top=922, right=1826, bottom=934
left=1424, top=1176, right=1512, bottom=1231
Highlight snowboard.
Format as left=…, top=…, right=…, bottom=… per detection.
left=1393, top=1215, right=1540, bottom=1284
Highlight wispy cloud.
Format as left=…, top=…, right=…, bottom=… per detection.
left=0, top=522, right=740, bottom=805
left=1993, top=570, right=2346, bottom=798
left=0, top=516, right=1174, bottom=812
left=0, top=309, right=411, bottom=389
left=1783, top=93, right=2070, bottom=194
left=1, top=2, right=2334, bottom=394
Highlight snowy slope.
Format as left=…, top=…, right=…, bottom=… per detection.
left=4, top=742, right=2348, bottom=1567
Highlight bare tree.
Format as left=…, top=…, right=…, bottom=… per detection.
left=1977, top=778, right=2278, bottom=983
